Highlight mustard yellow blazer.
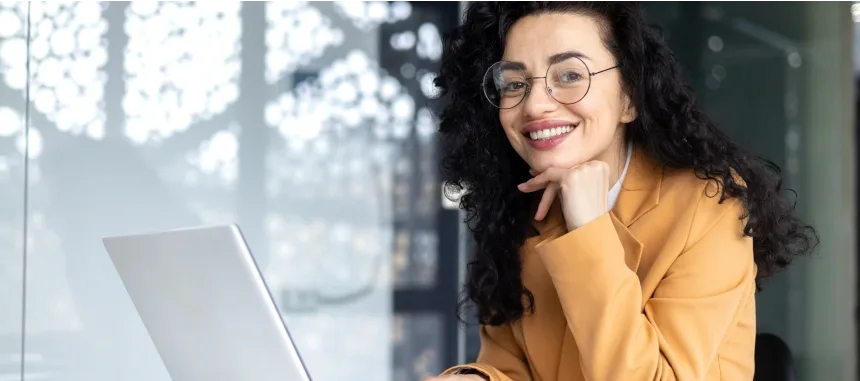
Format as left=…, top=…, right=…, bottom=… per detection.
left=443, top=147, right=757, bottom=380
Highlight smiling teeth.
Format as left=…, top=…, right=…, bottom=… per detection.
left=529, top=125, right=574, bottom=140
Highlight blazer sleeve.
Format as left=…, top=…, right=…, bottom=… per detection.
left=440, top=324, right=533, bottom=381
left=533, top=198, right=756, bottom=380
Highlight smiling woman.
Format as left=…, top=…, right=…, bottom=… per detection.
left=492, top=13, right=631, bottom=180
left=429, top=2, right=818, bottom=381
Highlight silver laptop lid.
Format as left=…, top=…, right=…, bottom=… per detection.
left=103, top=225, right=312, bottom=381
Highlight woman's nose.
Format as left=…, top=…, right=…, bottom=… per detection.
left=522, top=78, right=558, bottom=117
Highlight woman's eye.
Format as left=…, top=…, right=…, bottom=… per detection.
left=558, top=71, right=582, bottom=83
left=503, top=81, right=527, bottom=92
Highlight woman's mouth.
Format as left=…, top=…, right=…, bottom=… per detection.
left=528, top=125, right=575, bottom=141
left=525, top=124, right=577, bottom=150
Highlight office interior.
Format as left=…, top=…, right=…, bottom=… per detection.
left=0, top=1, right=856, bottom=380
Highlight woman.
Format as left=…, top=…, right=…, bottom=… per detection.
left=428, top=2, right=817, bottom=381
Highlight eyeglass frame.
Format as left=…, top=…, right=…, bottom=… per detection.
left=481, top=56, right=621, bottom=110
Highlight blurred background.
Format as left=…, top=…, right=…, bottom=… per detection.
left=0, top=1, right=855, bottom=380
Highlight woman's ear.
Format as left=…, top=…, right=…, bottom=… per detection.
left=620, top=96, right=637, bottom=123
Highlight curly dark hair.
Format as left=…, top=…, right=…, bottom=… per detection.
left=434, top=2, right=819, bottom=326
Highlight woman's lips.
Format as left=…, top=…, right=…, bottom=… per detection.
left=526, top=124, right=576, bottom=151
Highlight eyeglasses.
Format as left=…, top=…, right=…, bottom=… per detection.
left=481, top=56, right=620, bottom=109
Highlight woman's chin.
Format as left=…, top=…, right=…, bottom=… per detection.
left=528, top=155, right=583, bottom=172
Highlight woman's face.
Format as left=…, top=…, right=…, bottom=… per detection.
left=498, top=12, right=635, bottom=173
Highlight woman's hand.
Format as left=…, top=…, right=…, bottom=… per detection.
left=423, top=375, right=486, bottom=381
left=518, top=161, right=611, bottom=231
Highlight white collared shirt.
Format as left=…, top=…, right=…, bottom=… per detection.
left=607, top=141, right=633, bottom=209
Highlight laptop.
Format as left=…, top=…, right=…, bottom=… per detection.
left=102, top=225, right=313, bottom=381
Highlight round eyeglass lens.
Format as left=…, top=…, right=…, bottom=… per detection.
left=545, top=56, right=591, bottom=105
left=481, top=56, right=593, bottom=108
left=482, top=61, right=528, bottom=109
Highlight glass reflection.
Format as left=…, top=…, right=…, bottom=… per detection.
left=0, top=2, right=106, bottom=140
left=265, top=1, right=344, bottom=83
left=7, top=1, right=450, bottom=381
left=124, top=1, right=241, bottom=144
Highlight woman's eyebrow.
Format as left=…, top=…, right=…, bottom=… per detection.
left=548, top=50, right=591, bottom=64
left=504, top=50, right=592, bottom=70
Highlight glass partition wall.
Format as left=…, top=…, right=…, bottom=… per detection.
left=1, top=2, right=462, bottom=381
left=0, top=1, right=27, bottom=379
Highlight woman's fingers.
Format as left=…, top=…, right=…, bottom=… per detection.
left=518, top=167, right=565, bottom=192
left=534, top=182, right=558, bottom=220
left=520, top=168, right=568, bottom=219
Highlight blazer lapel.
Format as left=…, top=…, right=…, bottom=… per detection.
left=612, top=146, right=663, bottom=227
left=610, top=212, right=644, bottom=273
